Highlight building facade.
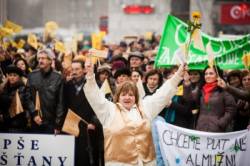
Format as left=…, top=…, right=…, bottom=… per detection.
left=0, top=0, right=249, bottom=43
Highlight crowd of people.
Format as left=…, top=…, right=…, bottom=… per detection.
left=0, top=34, right=250, bottom=166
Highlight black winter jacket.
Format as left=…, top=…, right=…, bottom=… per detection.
left=26, top=69, right=65, bottom=129
left=0, top=81, right=32, bottom=132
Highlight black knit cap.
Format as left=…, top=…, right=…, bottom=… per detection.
left=6, top=64, right=23, bottom=76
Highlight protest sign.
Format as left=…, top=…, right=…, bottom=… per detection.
left=156, top=121, right=250, bottom=166
left=0, top=133, right=74, bottom=165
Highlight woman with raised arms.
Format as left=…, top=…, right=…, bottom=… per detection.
left=83, top=55, right=186, bottom=166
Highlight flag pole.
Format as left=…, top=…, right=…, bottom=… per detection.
left=186, top=11, right=202, bottom=63
left=79, top=116, right=89, bottom=125
left=213, top=60, right=220, bottom=78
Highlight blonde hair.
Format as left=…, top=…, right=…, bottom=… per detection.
left=113, top=81, right=139, bottom=106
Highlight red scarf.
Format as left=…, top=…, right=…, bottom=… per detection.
left=202, top=82, right=217, bottom=104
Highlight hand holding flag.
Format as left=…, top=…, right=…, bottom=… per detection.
left=34, top=91, right=42, bottom=125
left=62, top=109, right=89, bottom=137
left=85, top=52, right=94, bottom=76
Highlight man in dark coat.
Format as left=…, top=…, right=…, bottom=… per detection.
left=64, top=60, right=104, bottom=166
left=26, top=48, right=65, bottom=134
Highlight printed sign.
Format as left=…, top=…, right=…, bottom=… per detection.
left=156, top=121, right=250, bottom=166
left=0, top=133, right=74, bottom=165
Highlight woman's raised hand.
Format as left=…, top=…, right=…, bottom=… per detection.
left=217, top=77, right=227, bottom=89
left=85, top=52, right=94, bottom=76
left=183, top=71, right=191, bottom=86
left=176, top=63, right=188, bottom=78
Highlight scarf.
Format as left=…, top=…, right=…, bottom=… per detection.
left=202, top=82, right=217, bottom=104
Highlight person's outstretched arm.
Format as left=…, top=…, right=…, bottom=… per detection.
left=83, top=57, right=116, bottom=128
left=218, top=78, right=250, bottom=101
left=142, top=64, right=185, bottom=120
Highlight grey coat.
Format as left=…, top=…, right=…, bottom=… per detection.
left=196, top=87, right=236, bottom=132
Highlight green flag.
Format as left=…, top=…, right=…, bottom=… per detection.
left=155, top=15, right=250, bottom=70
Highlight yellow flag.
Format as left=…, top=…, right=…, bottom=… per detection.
left=55, top=41, right=66, bottom=53
left=44, top=21, right=58, bottom=41
left=100, top=79, right=112, bottom=95
left=27, top=33, right=38, bottom=49
left=0, top=27, right=14, bottom=37
left=62, top=109, right=85, bottom=137
left=10, top=40, right=17, bottom=48
left=45, top=21, right=58, bottom=33
left=37, top=42, right=45, bottom=50
left=242, top=53, right=250, bottom=69
left=4, top=20, right=22, bottom=33
left=176, top=85, right=183, bottom=96
left=91, top=33, right=102, bottom=50
left=35, top=91, right=42, bottom=118
left=9, top=90, right=24, bottom=118
left=99, top=31, right=106, bottom=38
left=17, top=39, right=25, bottom=49
left=145, top=32, right=153, bottom=40
left=2, top=41, right=10, bottom=50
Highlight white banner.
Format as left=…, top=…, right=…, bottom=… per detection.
left=156, top=121, right=250, bottom=166
left=0, top=133, right=74, bottom=165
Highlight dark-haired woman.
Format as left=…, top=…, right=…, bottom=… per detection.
left=14, top=57, right=31, bottom=77
left=187, top=66, right=236, bottom=132
left=14, top=57, right=31, bottom=85
left=0, top=65, right=32, bottom=132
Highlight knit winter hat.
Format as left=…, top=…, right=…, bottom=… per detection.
left=111, top=60, right=126, bottom=70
